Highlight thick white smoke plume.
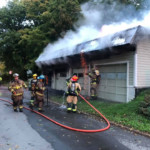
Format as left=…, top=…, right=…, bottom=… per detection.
left=36, top=1, right=150, bottom=67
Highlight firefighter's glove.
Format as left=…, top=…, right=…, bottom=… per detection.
left=12, top=91, right=16, bottom=95
left=65, top=92, right=69, bottom=96
left=77, top=88, right=81, bottom=92
left=42, top=87, right=46, bottom=91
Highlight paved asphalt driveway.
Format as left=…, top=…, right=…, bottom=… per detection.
left=0, top=87, right=150, bottom=150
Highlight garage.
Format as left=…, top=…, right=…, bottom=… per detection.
left=96, top=63, right=127, bottom=102
left=38, top=26, right=150, bottom=102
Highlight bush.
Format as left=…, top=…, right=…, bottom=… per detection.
left=139, top=95, right=150, bottom=116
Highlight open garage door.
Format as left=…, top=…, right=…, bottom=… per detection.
left=97, top=63, right=127, bottom=102
left=73, top=68, right=90, bottom=95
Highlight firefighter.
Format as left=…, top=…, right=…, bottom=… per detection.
left=66, top=75, right=81, bottom=113
left=88, top=67, right=100, bottom=100
left=29, top=74, right=38, bottom=109
left=8, top=73, right=27, bottom=112
left=35, top=75, right=46, bottom=112
left=66, top=73, right=78, bottom=86
left=65, top=73, right=78, bottom=96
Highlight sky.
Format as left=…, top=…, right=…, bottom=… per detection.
left=0, top=0, right=8, bottom=8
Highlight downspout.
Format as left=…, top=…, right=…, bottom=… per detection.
left=53, top=70, right=56, bottom=89
left=134, top=52, right=137, bottom=88
left=134, top=51, right=138, bottom=97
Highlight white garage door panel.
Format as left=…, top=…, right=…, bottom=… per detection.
left=100, top=80, right=107, bottom=86
left=98, top=91, right=126, bottom=102
left=99, top=91, right=106, bottom=99
left=116, top=80, right=126, bottom=87
left=97, top=64, right=127, bottom=102
left=116, top=65, right=126, bottom=72
left=115, top=95, right=126, bottom=102
left=106, top=93, right=117, bottom=101
left=99, top=86, right=107, bottom=92
left=104, top=86, right=116, bottom=94
left=106, top=80, right=116, bottom=86
left=116, top=87, right=126, bottom=95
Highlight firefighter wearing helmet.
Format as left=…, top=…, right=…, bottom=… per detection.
left=66, top=74, right=81, bottom=113
left=88, top=67, right=101, bottom=100
left=34, top=75, right=46, bottom=112
left=8, top=73, right=27, bottom=112
left=29, top=73, right=38, bottom=109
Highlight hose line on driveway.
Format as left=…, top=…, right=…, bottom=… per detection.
left=0, top=95, right=110, bottom=133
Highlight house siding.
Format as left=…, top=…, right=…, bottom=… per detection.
left=92, top=51, right=135, bottom=102
left=137, top=39, right=150, bottom=87
left=93, top=51, right=135, bottom=86
left=50, top=51, right=135, bottom=102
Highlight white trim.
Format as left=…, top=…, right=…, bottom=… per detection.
left=126, top=61, right=129, bottom=102
left=128, top=85, right=134, bottom=88
left=136, top=86, right=150, bottom=88
left=94, top=61, right=129, bottom=66
left=68, top=68, right=72, bottom=78
left=94, top=61, right=129, bottom=103
left=53, top=70, right=56, bottom=89
left=134, top=53, right=137, bottom=87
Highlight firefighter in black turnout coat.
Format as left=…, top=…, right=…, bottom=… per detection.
left=66, top=75, right=81, bottom=113
left=88, top=68, right=100, bottom=100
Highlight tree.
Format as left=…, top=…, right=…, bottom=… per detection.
left=0, top=62, right=5, bottom=75
left=0, top=0, right=82, bottom=78
left=0, top=0, right=27, bottom=32
left=0, top=1, right=29, bottom=77
left=23, top=0, right=81, bottom=39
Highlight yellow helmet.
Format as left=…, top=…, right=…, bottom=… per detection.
left=95, top=70, right=99, bottom=76
left=33, top=74, right=37, bottom=77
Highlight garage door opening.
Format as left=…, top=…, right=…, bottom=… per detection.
left=96, top=63, right=127, bottom=102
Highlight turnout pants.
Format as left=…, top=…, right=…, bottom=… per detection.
left=35, top=94, right=44, bottom=111
left=67, top=95, right=78, bottom=112
left=12, top=95, right=23, bottom=110
left=30, top=91, right=36, bottom=106
left=90, top=83, right=98, bottom=99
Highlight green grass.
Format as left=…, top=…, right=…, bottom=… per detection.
left=49, top=90, right=150, bottom=133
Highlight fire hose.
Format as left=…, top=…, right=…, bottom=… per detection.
left=0, top=94, right=110, bottom=133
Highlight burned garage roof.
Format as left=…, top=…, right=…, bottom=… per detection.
left=35, top=25, right=149, bottom=67
left=75, top=26, right=138, bottom=54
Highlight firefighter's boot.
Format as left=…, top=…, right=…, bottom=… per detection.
left=67, top=103, right=72, bottom=113
left=38, top=107, right=44, bottom=112
left=90, top=95, right=95, bottom=100
left=72, top=104, right=77, bottom=113
left=19, top=108, right=23, bottom=112
left=29, top=100, right=34, bottom=110
left=13, top=107, right=18, bottom=112
left=19, top=105, right=23, bottom=112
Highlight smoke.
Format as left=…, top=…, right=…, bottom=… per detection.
left=36, top=0, right=150, bottom=67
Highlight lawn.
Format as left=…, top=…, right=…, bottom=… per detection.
left=49, top=89, right=150, bottom=133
